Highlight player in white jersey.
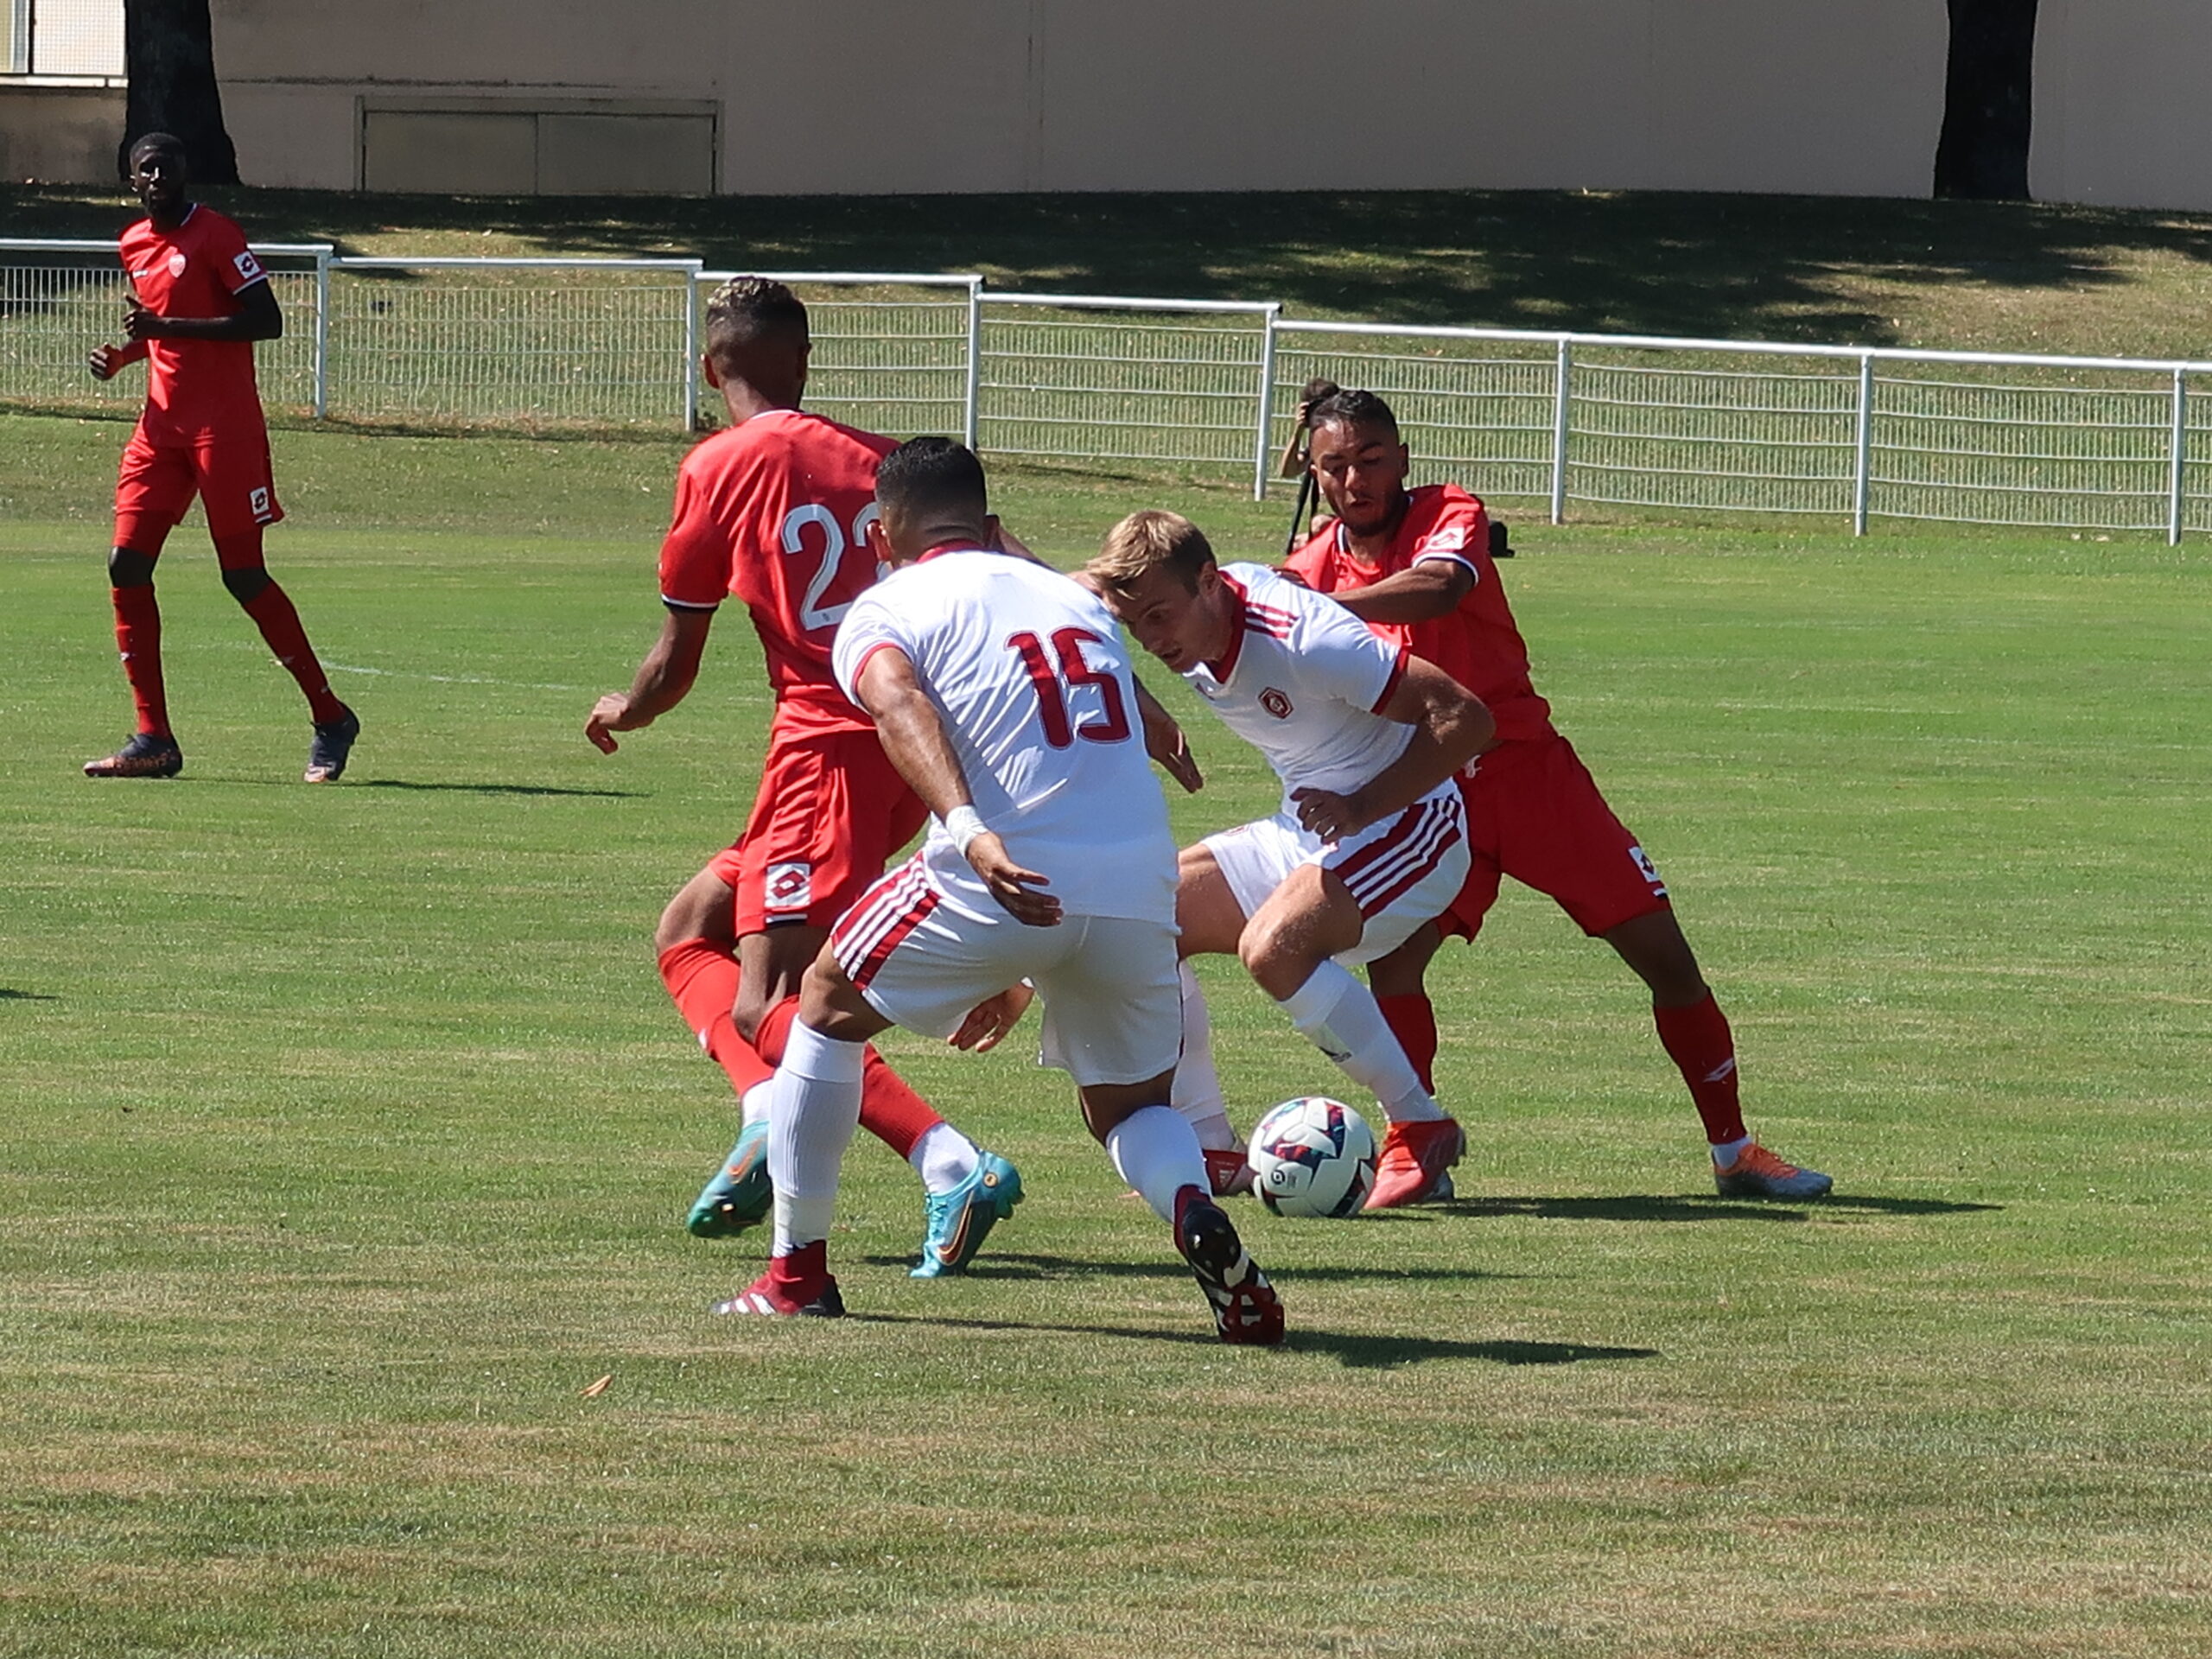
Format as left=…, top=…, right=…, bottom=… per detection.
left=715, top=442, right=1283, bottom=1344
left=1087, top=510, right=1496, bottom=1209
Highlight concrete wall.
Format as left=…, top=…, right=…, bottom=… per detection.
left=207, top=0, right=1953, bottom=198
left=9, top=0, right=2177, bottom=209
left=0, top=83, right=123, bottom=182
left=2034, top=0, right=2212, bottom=210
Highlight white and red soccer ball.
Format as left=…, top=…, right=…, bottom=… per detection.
left=1246, top=1096, right=1377, bottom=1217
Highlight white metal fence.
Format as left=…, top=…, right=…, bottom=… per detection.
left=4, top=238, right=2209, bottom=542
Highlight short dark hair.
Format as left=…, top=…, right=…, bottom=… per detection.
left=703, top=276, right=808, bottom=370
left=128, top=131, right=187, bottom=167
left=875, top=435, right=988, bottom=524
left=1309, top=388, right=1400, bottom=442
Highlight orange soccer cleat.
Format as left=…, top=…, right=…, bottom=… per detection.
left=1365, top=1116, right=1465, bottom=1209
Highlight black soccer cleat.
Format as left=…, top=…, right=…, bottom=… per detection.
left=84, top=732, right=183, bottom=779
left=304, top=707, right=359, bottom=784
left=1174, top=1187, right=1285, bottom=1345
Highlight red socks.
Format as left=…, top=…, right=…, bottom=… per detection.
left=240, top=581, right=347, bottom=724
left=658, top=940, right=946, bottom=1158
left=1653, top=991, right=1748, bottom=1146
left=111, top=584, right=170, bottom=737
left=1375, top=993, right=1440, bottom=1096
left=658, top=938, right=774, bottom=1096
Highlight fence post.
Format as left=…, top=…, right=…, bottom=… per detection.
left=2169, top=367, right=2188, bottom=546
left=681, top=264, right=702, bottom=434
left=1253, top=304, right=1281, bottom=502
left=964, top=278, right=983, bottom=451
left=312, top=245, right=331, bottom=422
left=1853, top=352, right=1874, bottom=537
left=1549, top=335, right=1572, bottom=525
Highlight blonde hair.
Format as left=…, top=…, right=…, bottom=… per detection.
left=1088, top=510, right=1217, bottom=595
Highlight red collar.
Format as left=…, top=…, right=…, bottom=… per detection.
left=915, top=540, right=983, bottom=564
left=1205, top=572, right=1249, bottom=681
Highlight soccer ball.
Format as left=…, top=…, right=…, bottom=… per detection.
left=1246, top=1096, right=1377, bottom=1218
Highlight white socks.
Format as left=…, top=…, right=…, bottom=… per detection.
left=768, top=1019, right=866, bottom=1255
left=1712, top=1134, right=1751, bottom=1168
left=911, top=1121, right=982, bottom=1195
left=1107, top=1104, right=1209, bottom=1223
left=740, top=1077, right=774, bottom=1128
left=1170, top=962, right=1230, bottom=1128
left=1277, top=960, right=1445, bottom=1124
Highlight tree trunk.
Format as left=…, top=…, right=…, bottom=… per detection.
left=1934, top=0, right=2038, bottom=200
left=120, top=0, right=239, bottom=184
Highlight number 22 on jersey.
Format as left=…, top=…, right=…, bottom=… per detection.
left=782, top=501, right=883, bottom=633
left=1008, top=628, right=1132, bottom=748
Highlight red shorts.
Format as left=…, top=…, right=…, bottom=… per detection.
left=114, top=423, right=283, bottom=555
left=1440, top=734, right=1672, bottom=941
left=707, top=724, right=928, bottom=935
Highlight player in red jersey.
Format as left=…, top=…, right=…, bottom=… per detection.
left=83, top=132, right=359, bottom=784
left=1282, top=390, right=1833, bottom=1204
left=587, top=277, right=1027, bottom=1278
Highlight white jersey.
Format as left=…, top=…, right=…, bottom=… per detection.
left=832, top=548, right=1179, bottom=926
left=1180, top=563, right=1414, bottom=812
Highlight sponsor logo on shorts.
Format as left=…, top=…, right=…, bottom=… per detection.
left=766, top=861, right=813, bottom=913
left=168, top=251, right=187, bottom=277
left=249, top=486, right=272, bottom=522
left=1259, top=687, right=1294, bottom=720
left=1629, top=844, right=1668, bottom=897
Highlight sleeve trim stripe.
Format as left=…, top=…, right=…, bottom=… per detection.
left=1413, top=550, right=1479, bottom=577
left=1368, top=641, right=1411, bottom=715
left=661, top=594, right=721, bottom=612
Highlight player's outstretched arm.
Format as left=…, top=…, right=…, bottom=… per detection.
left=854, top=645, right=1061, bottom=927
left=125, top=278, right=283, bottom=345
left=1291, top=657, right=1494, bottom=841
left=586, top=607, right=714, bottom=753
left=1323, top=558, right=1473, bottom=626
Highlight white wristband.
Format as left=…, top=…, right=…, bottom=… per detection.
left=944, top=804, right=987, bottom=855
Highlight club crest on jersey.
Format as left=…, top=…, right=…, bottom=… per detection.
left=168, top=251, right=187, bottom=277
left=766, top=861, right=813, bottom=912
left=1259, top=687, right=1294, bottom=720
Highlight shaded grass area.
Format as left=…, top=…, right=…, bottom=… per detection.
left=12, top=181, right=2212, bottom=358
left=3, top=422, right=2210, bottom=1655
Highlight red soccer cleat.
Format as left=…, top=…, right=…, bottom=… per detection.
left=1173, top=1186, right=1284, bottom=1346
left=711, top=1241, right=845, bottom=1318
left=1203, top=1147, right=1255, bottom=1198
left=1365, top=1116, right=1465, bottom=1209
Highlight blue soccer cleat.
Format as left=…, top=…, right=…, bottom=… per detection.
left=910, top=1151, right=1023, bottom=1278
left=686, top=1119, right=772, bottom=1238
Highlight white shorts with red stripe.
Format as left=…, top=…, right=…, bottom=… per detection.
left=1202, top=780, right=1470, bottom=965
left=830, top=855, right=1182, bottom=1087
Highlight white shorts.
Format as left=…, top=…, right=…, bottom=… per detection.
left=1202, top=783, right=1470, bottom=965
left=830, top=857, right=1182, bottom=1087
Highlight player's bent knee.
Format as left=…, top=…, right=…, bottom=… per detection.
left=1076, top=1073, right=1177, bottom=1143
left=655, top=871, right=737, bottom=955
left=796, top=956, right=887, bottom=1044
left=220, top=565, right=272, bottom=604
left=107, top=547, right=157, bottom=587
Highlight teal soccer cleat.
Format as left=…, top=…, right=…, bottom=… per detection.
left=686, top=1120, right=772, bottom=1238
left=910, top=1152, right=1023, bottom=1278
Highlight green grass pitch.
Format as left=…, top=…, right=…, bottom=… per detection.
left=3, top=411, right=2209, bottom=1656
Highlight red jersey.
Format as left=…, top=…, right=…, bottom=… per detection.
left=118, top=206, right=269, bottom=445
left=658, top=408, right=899, bottom=738
left=1284, top=483, right=1554, bottom=746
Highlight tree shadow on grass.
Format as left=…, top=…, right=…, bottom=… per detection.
left=1443, top=1193, right=2002, bottom=1223
left=861, top=1251, right=1519, bottom=1284
left=354, top=779, right=640, bottom=799
left=856, top=1311, right=1656, bottom=1370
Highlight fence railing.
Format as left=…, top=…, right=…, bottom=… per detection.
left=4, top=239, right=2209, bottom=543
